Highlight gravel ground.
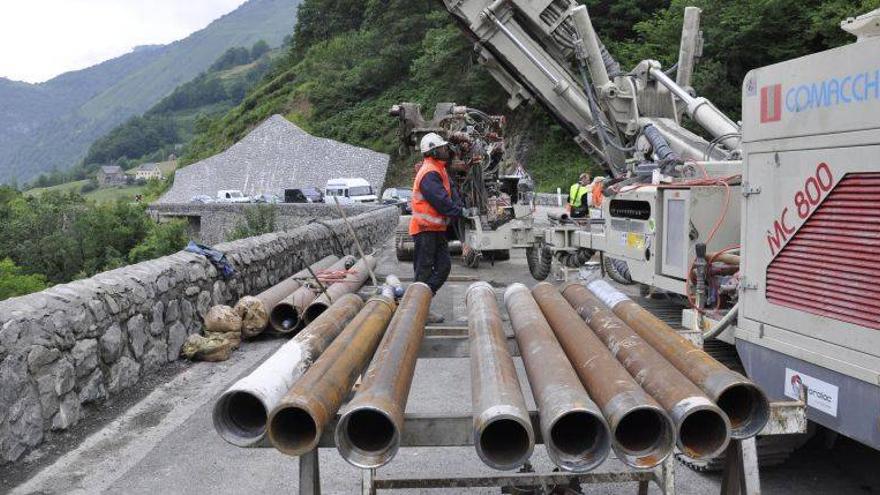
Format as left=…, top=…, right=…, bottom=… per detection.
left=6, top=208, right=880, bottom=494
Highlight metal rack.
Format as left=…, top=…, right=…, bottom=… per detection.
left=258, top=325, right=805, bottom=495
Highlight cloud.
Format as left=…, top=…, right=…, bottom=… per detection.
left=0, top=0, right=248, bottom=83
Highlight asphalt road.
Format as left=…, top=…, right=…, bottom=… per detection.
left=7, top=211, right=880, bottom=494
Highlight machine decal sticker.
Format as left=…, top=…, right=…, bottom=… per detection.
left=784, top=368, right=839, bottom=417
left=760, top=84, right=782, bottom=123
left=766, top=162, right=834, bottom=257
left=785, top=69, right=880, bottom=114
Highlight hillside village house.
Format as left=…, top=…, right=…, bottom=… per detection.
left=97, top=165, right=126, bottom=186
left=135, top=163, right=164, bottom=181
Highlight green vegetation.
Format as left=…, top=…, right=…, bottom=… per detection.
left=182, top=0, right=878, bottom=192
left=0, top=258, right=48, bottom=301
left=0, top=0, right=300, bottom=184
left=228, top=204, right=277, bottom=241
left=0, top=187, right=188, bottom=299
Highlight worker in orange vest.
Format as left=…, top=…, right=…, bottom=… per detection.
left=410, top=133, right=464, bottom=322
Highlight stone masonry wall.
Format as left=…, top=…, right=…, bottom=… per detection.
left=147, top=203, right=375, bottom=245
left=0, top=206, right=398, bottom=463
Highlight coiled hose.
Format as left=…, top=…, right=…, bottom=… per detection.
left=527, top=243, right=553, bottom=281
left=603, top=256, right=634, bottom=285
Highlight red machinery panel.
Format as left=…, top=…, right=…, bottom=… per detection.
left=766, top=172, right=880, bottom=330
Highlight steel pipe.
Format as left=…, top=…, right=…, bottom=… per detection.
left=335, top=282, right=432, bottom=468
left=562, top=283, right=731, bottom=460
left=304, top=255, right=377, bottom=325
left=504, top=284, right=610, bottom=472
left=267, top=294, right=397, bottom=456
left=212, top=293, right=364, bottom=447
left=587, top=280, right=769, bottom=438
left=235, top=255, right=339, bottom=337
left=467, top=282, right=535, bottom=471
left=531, top=283, right=673, bottom=469
left=268, top=256, right=356, bottom=334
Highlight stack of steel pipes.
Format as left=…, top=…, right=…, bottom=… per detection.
left=233, top=255, right=341, bottom=338
left=214, top=275, right=768, bottom=475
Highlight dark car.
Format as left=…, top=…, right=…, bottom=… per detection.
left=284, top=188, right=324, bottom=203
left=382, top=187, right=412, bottom=214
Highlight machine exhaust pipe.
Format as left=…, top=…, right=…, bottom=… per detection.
left=212, top=293, right=364, bottom=447
left=504, top=284, right=610, bottom=472
left=467, top=282, right=535, bottom=471
left=304, top=255, right=377, bottom=325
left=268, top=256, right=356, bottom=334
left=335, top=283, right=432, bottom=468
left=267, top=294, right=397, bottom=456
left=562, top=284, right=732, bottom=460
left=586, top=280, right=770, bottom=439
left=531, top=283, right=674, bottom=469
left=234, top=255, right=339, bottom=337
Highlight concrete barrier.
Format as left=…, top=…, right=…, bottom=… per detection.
left=0, top=206, right=398, bottom=464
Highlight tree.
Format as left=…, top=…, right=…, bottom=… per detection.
left=129, top=220, right=188, bottom=263
left=0, top=258, right=48, bottom=301
left=250, top=40, right=271, bottom=60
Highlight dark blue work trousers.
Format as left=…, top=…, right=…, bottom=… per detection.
left=412, top=231, right=451, bottom=294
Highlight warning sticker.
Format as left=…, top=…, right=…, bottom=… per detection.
left=627, top=233, right=645, bottom=250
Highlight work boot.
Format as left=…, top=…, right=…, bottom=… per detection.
left=426, top=310, right=445, bottom=324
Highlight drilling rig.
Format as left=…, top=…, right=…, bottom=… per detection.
left=423, top=0, right=880, bottom=459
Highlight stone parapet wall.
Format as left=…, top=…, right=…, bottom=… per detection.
left=0, top=206, right=398, bottom=463
left=147, top=202, right=376, bottom=245
left=533, top=192, right=565, bottom=207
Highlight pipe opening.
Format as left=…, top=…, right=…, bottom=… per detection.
left=679, top=409, right=729, bottom=459
left=304, top=303, right=329, bottom=325
left=551, top=411, right=600, bottom=456
left=615, top=408, right=665, bottom=454
left=221, top=392, right=267, bottom=438
left=269, top=304, right=300, bottom=334
left=269, top=407, right=318, bottom=454
left=346, top=409, right=395, bottom=453
left=717, top=384, right=770, bottom=437
left=479, top=418, right=531, bottom=468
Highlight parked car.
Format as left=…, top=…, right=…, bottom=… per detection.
left=217, top=190, right=251, bottom=203
left=284, top=188, right=323, bottom=203
left=253, top=193, right=281, bottom=204
left=382, top=187, right=413, bottom=214
left=190, top=195, right=214, bottom=204
left=325, top=178, right=377, bottom=204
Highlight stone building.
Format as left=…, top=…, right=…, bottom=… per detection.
left=158, top=115, right=389, bottom=203
left=134, top=163, right=163, bottom=181
left=97, top=165, right=126, bottom=186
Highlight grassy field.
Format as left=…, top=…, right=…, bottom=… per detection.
left=24, top=180, right=90, bottom=196
left=25, top=181, right=152, bottom=203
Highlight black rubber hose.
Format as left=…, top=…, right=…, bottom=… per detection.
left=603, top=256, right=634, bottom=285
left=527, top=244, right=553, bottom=281
left=642, top=124, right=680, bottom=163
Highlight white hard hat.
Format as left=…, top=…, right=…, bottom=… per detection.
left=420, top=133, right=449, bottom=154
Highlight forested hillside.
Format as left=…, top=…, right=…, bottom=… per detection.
left=0, top=0, right=300, bottom=185
left=182, top=0, right=878, bottom=193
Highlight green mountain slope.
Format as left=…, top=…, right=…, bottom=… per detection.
left=184, top=0, right=877, bottom=193
left=0, top=0, right=300, bottom=184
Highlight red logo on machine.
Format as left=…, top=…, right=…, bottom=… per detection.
left=760, top=84, right=783, bottom=123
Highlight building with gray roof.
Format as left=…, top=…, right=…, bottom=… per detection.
left=158, top=115, right=390, bottom=203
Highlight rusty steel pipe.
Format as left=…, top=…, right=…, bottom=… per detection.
left=268, top=256, right=356, bottom=334
left=504, top=284, right=610, bottom=472
left=587, top=280, right=769, bottom=438
left=304, top=255, right=378, bottom=325
left=562, top=283, right=732, bottom=460
left=235, top=255, right=339, bottom=337
left=334, top=282, right=432, bottom=468
left=531, top=283, right=674, bottom=469
left=267, top=294, right=397, bottom=456
left=212, top=293, right=364, bottom=447
left=467, top=282, right=535, bottom=471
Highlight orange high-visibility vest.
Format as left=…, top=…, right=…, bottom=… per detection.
left=409, top=157, right=452, bottom=236
left=592, top=182, right=605, bottom=206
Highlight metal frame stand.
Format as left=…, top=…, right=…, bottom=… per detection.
left=275, top=326, right=794, bottom=495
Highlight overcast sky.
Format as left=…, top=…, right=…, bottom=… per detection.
left=0, top=0, right=249, bottom=83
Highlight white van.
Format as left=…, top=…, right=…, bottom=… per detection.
left=324, top=178, right=378, bottom=204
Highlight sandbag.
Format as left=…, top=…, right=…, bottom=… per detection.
left=204, top=305, right=243, bottom=334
